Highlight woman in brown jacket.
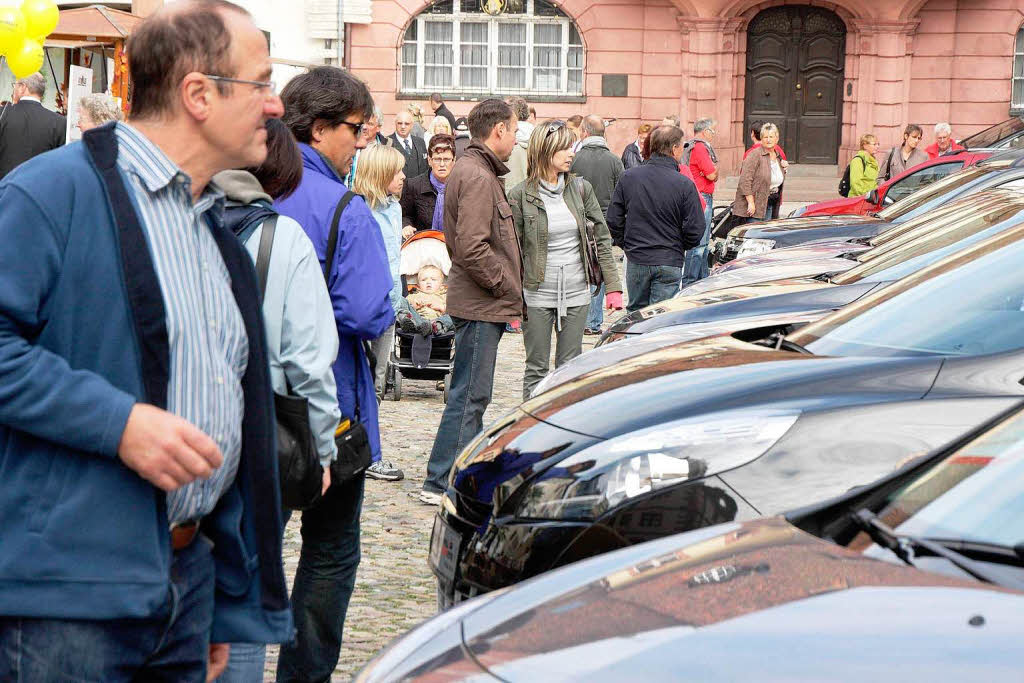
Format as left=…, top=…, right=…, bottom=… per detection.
left=731, top=122, right=787, bottom=224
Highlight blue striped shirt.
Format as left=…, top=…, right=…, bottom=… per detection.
left=114, top=123, right=248, bottom=525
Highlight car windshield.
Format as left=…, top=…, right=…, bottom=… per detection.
left=860, top=406, right=1024, bottom=549
left=874, top=162, right=1005, bottom=221
left=833, top=193, right=1024, bottom=285
left=960, top=118, right=1024, bottom=149
left=789, top=233, right=1024, bottom=357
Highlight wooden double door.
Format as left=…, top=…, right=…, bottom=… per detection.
left=744, top=6, right=846, bottom=164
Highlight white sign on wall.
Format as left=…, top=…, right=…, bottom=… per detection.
left=65, top=64, right=93, bottom=143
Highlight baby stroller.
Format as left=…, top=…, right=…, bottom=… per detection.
left=385, top=230, right=456, bottom=403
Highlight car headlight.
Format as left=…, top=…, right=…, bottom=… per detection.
left=517, top=410, right=799, bottom=521
left=734, top=238, right=776, bottom=259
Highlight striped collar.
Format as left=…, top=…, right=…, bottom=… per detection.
left=114, top=122, right=225, bottom=211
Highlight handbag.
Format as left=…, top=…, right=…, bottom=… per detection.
left=254, top=216, right=324, bottom=511
left=323, top=191, right=374, bottom=483
left=572, top=177, right=604, bottom=288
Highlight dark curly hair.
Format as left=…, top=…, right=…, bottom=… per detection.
left=280, top=66, right=374, bottom=144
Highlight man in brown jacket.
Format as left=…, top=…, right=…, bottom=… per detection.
left=418, top=99, right=522, bottom=504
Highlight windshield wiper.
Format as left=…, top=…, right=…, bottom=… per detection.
left=852, top=509, right=1022, bottom=587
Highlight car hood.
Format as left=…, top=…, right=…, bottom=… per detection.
left=521, top=334, right=943, bottom=438
left=604, top=279, right=879, bottom=338
left=733, top=214, right=883, bottom=238
left=713, top=240, right=869, bottom=273
left=680, top=250, right=867, bottom=297
left=456, top=518, right=1023, bottom=681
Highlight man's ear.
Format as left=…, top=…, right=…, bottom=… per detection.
left=311, top=119, right=328, bottom=144
left=181, top=72, right=213, bottom=122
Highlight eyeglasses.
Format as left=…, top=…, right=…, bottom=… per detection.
left=203, top=74, right=277, bottom=94
left=546, top=120, right=567, bottom=135
left=431, top=155, right=455, bottom=165
left=337, top=120, right=367, bottom=138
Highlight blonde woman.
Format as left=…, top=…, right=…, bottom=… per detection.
left=508, top=120, right=624, bottom=399
left=407, top=102, right=426, bottom=138
left=849, top=133, right=881, bottom=197
left=424, top=115, right=453, bottom=148
left=732, top=122, right=787, bottom=223
left=352, top=144, right=406, bottom=478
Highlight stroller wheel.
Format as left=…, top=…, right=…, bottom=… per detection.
left=442, top=373, right=451, bottom=404
left=392, top=371, right=403, bottom=401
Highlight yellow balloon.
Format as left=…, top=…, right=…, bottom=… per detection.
left=0, top=5, right=25, bottom=56
left=6, top=37, right=43, bottom=78
left=20, top=0, right=57, bottom=42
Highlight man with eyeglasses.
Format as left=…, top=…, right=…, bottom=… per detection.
left=0, top=1, right=292, bottom=679
left=274, top=65, right=397, bottom=681
left=401, top=133, right=457, bottom=238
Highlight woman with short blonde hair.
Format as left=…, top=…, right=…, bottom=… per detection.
left=731, top=122, right=787, bottom=223
left=424, top=115, right=453, bottom=147
left=508, top=120, right=624, bottom=398
left=848, top=133, right=880, bottom=197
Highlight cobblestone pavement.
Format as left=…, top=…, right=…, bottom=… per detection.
left=263, top=319, right=617, bottom=681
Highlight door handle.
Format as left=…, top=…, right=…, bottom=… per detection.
left=795, top=83, right=802, bottom=90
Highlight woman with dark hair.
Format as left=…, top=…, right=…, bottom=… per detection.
left=882, top=124, right=928, bottom=181
left=400, top=133, right=456, bottom=237
left=212, top=118, right=341, bottom=682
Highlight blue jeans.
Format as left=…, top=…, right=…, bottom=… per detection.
left=0, top=535, right=215, bottom=682
left=625, top=262, right=682, bottom=312
left=275, top=473, right=365, bottom=683
left=586, top=283, right=605, bottom=330
left=216, top=642, right=265, bottom=683
left=681, top=192, right=715, bottom=286
left=424, top=317, right=504, bottom=493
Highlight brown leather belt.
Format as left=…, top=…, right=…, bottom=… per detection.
left=170, top=520, right=201, bottom=551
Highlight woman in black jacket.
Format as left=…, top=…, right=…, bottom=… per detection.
left=399, top=134, right=455, bottom=238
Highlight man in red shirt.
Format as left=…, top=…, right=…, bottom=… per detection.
left=744, top=119, right=789, bottom=218
left=682, top=117, right=718, bottom=285
left=925, top=122, right=965, bottom=159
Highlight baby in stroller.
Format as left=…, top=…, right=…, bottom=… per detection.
left=396, top=264, right=454, bottom=336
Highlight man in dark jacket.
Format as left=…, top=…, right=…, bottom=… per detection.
left=607, top=125, right=705, bottom=312
left=390, top=109, right=429, bottom=180
left=571, top=114, right=624, bottom=333
left=429, top=92, right=458, bottom=132
left=0, top=3, right=291, bottom=680
left=418, top=99, right=522, bottom=505
left=0, top=73, right=66, bottom=179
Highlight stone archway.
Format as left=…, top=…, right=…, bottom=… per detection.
left=743, top=6, right=847, bottom=164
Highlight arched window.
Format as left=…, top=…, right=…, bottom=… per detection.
left=400, top=0, right=584, bottom=98
left=1014, top=24, right=1024, bottom=113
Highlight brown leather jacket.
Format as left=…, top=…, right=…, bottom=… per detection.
left=444, top=140, right=524, bottom=323
left=732, top=146, right=784, bottom=220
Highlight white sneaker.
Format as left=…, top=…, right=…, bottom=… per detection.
left=366, top=459, right=404, bottom=481
left=417, top=490, right=442, bottom=506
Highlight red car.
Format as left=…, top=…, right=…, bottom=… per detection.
left=791, top=150, right=992, bottom=218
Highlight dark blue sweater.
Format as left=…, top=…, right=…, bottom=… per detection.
left=606, top=154, right=706, bottom=267
left=0, top=124, right=292, bottom=643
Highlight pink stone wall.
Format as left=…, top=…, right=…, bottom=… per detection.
left=348, top=0, right=1024, bottom=174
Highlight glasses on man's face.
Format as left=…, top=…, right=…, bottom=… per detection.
left=338, top=120, right=367, bottom=138
left=203, top=74, right=277, bottom=95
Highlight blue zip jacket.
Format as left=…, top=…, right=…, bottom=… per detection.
left=0, top=125, right=292, bottom=643
left=275, top=144, right=394, bottom=459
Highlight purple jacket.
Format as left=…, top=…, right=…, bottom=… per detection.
left=275, top=144, right=395, bottom=460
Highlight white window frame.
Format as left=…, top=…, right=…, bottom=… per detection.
left=1014, top=24, right=1024, bottom=114
left=399, top=0, right=585, bottom=98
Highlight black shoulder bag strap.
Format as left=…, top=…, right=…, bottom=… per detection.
left=322, top=190, right=369, bottom=420
left=254, top=216, right=278, bottom=305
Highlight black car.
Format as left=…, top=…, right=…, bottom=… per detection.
left=427, top=227, right=1024, bottom=608
left=362, top=401, right=1024, bottom=681
left=718, top=150, right=1024, bottom=262
left=961, top=116, right=1024, bottom=151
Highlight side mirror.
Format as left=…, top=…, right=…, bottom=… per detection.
left=866, top=188, right=880, bottom=205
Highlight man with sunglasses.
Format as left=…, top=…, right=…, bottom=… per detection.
left=0, top=1, right=292, bottom=679
left=275, top=65, right=397, bottom=680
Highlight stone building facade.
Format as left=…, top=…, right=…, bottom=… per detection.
left=349, top=0, right=1024, bottom=171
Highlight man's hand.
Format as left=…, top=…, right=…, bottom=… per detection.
left=746, top=200, right=756, bottom=216
left=206, top=643, right=230, bottom=681
left=780, top=159, right=790, bottom=170
left=605, top=291, right=624, bottom=310
left=117, top=404, right=223, bottom=492
left=322, top=465, right=331, bottom=496
left=402, top=226, right=416, bottom=240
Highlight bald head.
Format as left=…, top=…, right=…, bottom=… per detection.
left=582, top=114, right=605, bottom=138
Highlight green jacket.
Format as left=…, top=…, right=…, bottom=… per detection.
left=849, top=150, right=880, bottom=197
left=508, top=174, right=623, bottom=294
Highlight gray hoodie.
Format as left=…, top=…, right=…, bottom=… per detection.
left=215, top=170, right=341, bottom=466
